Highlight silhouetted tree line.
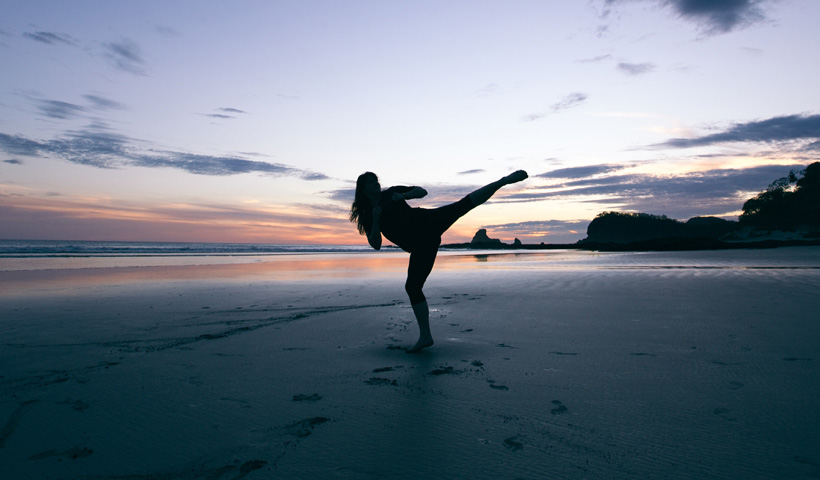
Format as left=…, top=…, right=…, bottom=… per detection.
left=582, top=162, right=820, bottom=246
left=583, top=212, right=737, bottom=244
left=740, top=162, right=820, bottom=229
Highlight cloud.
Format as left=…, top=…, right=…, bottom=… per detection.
left=103, top=38, right=146, bottom=75
left=602, top=0, right=771, bottom=36
left=3, top=159, right=23, bottom=165
left=665, top=0, right=768, bottom=35
left=23, top=31, right=76, bottom=46
left=509, top=164, right=807, bottom=219
left=521, top=113, right=545, bottom=122
left=654, top=114, right=820, bottom=149
left=578, top=54, right=612, bottom=63
left=0, top=128, right=329, bottom=180
left=481, top=219, right=590, bottom=243
left=37, top=100, right=85, bottom=119
left=458, top=169, right=485, bottom=175
left=522, top=92, right=589, bottom=122
left=617, top=62, right=655, bottom=75
left=537, top=164, right=630, bottom=179
left=0, top=196, right=355, bottom=243
left=202, top=107, right=249, bottom=120
left=83, top=94, right=126, bottom=110
left=219, top=107, right=247, bottom=114
left=551, top=93, right=588, bottom=112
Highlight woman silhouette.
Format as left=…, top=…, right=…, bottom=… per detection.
left=350, top=170, right=528, bottom=352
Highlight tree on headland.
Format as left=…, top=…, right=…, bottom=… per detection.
left=740, top=162, right=820, bottom=230
left=582, top=212, right=736, bottom=244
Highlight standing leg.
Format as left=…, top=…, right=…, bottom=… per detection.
left=405, top=247, right=438, bottom=353
left=468, top=170, right=528, bottom=207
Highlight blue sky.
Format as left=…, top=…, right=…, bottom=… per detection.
left=1, top=0, right=818, bottom=244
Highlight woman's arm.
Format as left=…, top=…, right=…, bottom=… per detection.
left=391, top=187, right=427, bottom=202
left=367, top=206, right=382, bottom=250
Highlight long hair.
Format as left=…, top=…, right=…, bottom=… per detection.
left=350, top=171, right=378, bottom=235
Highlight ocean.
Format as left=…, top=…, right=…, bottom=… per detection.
left=0, top=239, right=373, bottom=257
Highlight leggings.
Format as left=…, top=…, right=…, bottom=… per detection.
left=405, top=195, right=475, bottom=304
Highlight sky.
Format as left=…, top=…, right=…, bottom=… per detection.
left=1, top=0, right=819, bottom=245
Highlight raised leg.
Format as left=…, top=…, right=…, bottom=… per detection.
left=468, top=170, right=528, bottom=207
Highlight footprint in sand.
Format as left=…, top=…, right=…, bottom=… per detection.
left=503, top=435, right=524, bottom=451
left=284, top=417, right=331, bottom=438
left=714, top=408, right=736, bottom=422
left=58, top=398, right=90, bottom=412
left=292, top=393, right=322, bottom=402
left=29, top=447, right=93, bottom=461
left=0, top=400, right=38, bottom=448
left=488, top=381, right=509, bottom=391
left=373, top=366, right=404, bottom=373
left=428, top=366, right=462, bottom=376
left=364, top=377, right=397, bottom=386
left=550, top=400, right=568, bottom=415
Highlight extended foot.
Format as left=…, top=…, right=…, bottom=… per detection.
left=406, top=336, right=434, bottom=353
left=504, top=170, right=528, bottom=184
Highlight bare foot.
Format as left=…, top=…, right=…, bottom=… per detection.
left=406, top=336, right=434, bottom=353
left=504, top=170, right=528, bottom=184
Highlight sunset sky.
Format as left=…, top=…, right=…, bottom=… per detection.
left=1, top=0, right=818, bottom=245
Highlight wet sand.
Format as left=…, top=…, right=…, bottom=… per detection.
left=1, top=248, right=819, bottom=479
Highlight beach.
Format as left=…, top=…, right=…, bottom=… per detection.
left=1, top=247, right=819, bottom=479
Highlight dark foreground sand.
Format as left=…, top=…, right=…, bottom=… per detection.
left=1, top=248, right=819, bottom=479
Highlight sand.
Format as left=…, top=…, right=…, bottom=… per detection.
left=1, top=248, right=819, bottom=479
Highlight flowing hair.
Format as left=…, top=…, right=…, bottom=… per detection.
left=350, top=171, right=378, bottom=235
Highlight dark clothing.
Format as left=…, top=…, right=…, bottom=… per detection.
left=376, top=186, right=475, bottom=304
left=378, top=186, right=474, bottom=253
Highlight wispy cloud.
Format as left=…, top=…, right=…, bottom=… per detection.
left=537, top=163, right=630, bottom=179
left=653, top=114, right=820, bottom=149
left=458, top=169, right=485, bottom=175
left=23, top=31, right=76, bottom=46
left=617, top=62, right=655, bottom=75
left=0, top=196, right=354, bottom=243
left=103, top=38, right=146, bottom=75
left=0, top=128, right=328, bottom=180
left=36, top=99, right=85, bottom=119
left=578, top=54, right=612, bottom=63
left=202, top=107, right=249, bottom=120
left=522, top=92, right=589, bottom=122
left=551, top=92, right=589, bottom=112
left=3, top=159, right=23, bottom=165
left=83, top=94, right=126, bottom=110
left=219, top=107, right=247, bottom=114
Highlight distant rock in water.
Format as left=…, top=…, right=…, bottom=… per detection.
left=513, top=238, right=522, bottom=247
left=471, top=229, right=502, bottom=245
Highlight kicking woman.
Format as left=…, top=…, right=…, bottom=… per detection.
left=350, top=170, right=528, bottom=352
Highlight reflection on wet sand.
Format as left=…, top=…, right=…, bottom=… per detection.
left=1, top=250, right=567, bottom=295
